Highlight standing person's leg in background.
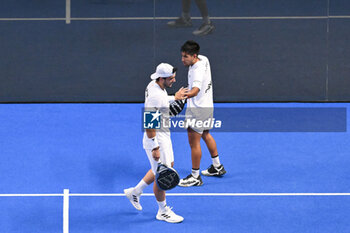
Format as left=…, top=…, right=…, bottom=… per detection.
left=167, top=0, right=214, bottom=36
left=167, top=0, right=193, bottom=28
left=192, top=0, right=215, bottom=36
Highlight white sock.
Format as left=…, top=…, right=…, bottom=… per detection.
left=134, top=179, right=148, bottom=195
left=212, top=155, right=221, bottom=168
left=157, top=200, right=167, bottom=211
left=191, top=168, right=200, bottom=178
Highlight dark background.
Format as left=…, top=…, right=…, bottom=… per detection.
left=0, top=0, right=349, bottom=102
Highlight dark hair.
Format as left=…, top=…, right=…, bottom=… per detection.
left=181, top=40, right=200, bottom=55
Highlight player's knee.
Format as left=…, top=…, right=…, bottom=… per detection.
left=202, top=130, right=212, bottom=141
left=188, top=132, right=201, bottom=148
left=188, top=139, right=199, bottom=148
left=151, top=169, right=157, bottom=176
left=201, top=131, right=209, bottom=140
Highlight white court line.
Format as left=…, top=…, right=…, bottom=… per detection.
left=0, top=194, right=64, bottom=197
left=0, top=18, right=65, bottom=21
left=330, top=15, right=350, bottom=18
left=2, top=190, right=348, bottom=233
left=70, top=193, right=350, bottom=196
left=0, top=15, right=350, bottom=22
left=66, top=0, right=71, bottom=24
left=63, top=189, right=69, bottom=233
left=72, top=16, right=330, bottom=20
left=1, top=193, right=350, bottom=197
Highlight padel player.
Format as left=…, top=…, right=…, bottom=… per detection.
left=124, top=63, right=187, bottom=223
left=178, top=40, right=226, bottom=187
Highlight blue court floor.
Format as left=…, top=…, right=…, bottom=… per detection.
left=0, top=103, right=349, bottom=233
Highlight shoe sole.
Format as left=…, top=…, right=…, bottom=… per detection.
left=193, top=26, right=215, bottom=36
left=156, top=215, right=184, bottom=223
left=201, top=170, right=226, bottom=177
left=178, top=181, right=203, bottom=187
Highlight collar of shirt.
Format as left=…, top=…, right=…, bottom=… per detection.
left=190, top=56, right=202, bottom=69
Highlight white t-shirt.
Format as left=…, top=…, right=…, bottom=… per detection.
left=185, top=55, right=214, bottom=126
left=187, top=55, right=213, bottom=108
left=143, top=80, right=172, bottom=150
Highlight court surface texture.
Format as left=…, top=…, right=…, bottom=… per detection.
left=0, top=103, right=349, bottom=233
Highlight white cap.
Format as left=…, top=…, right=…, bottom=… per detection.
left=150, top=63, right=176, bottom=80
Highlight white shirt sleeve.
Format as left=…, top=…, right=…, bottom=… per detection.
left=192, top=66, right=205, bottom=90
left=167, top=95, right=175, bottom=103
left=145, top=96, right=162, bottom=110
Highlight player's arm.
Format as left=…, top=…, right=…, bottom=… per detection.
left=145, top=128, right=160, bottom=161
left=185, top=87, right=200, bottom=98
left=169, top=87, right=189, bottom=116
left=144, top=95, right=161, bottom=161
left=167, top=87, right=188, bottom=103
left=186, top=65, right=204, bottom=98
left=175, top=87, right=188, bottom=100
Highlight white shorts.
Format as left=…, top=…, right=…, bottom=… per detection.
left=185, top=108, right=214, bottom=135
left=145, top=136, right=174, bottom=175
left=187, top=126, right=205, bottom=135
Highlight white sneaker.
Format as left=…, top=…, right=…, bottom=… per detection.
left=201, top=164, right=226, bottom=176
left=178, top=174, right=203, bottom=187
left=156, top=206, right=184, bottom=223
left=124, top=187, right=142, bottom=211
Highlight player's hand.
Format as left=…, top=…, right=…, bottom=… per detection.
left=152, top=147, right=160, bottom=161
left=175, top=87, right=188, bottom=100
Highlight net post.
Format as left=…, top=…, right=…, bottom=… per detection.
left=66, top=0, right=71, bottom=24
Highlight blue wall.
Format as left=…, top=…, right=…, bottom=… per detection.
left=0, top=0, right=349, bottom=102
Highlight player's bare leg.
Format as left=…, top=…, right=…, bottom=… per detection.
left=154, top=174, right=183, bottom=223
left=202, top=130, right=217, bottom=156
left=188, top=127, right=202, bottom=170
left=178, top=127, right=203, bottom=187
left=153, top=182, right=165, bottom=202
left=201, top=130, right=226, bottom=176
left=143, top=169, right=155, bottom=184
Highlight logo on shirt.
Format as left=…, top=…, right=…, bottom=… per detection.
left=205, top=81, right=212, bottom=93
left=143, top=110, right=162, bottom=129
left=145, top=87, right=149, bottom=98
